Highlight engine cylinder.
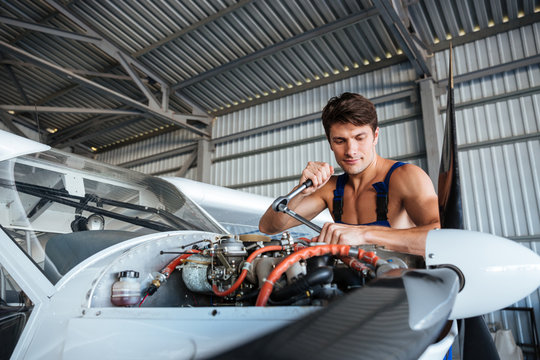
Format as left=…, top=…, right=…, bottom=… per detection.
left=182, top=254, right=213, bottom=293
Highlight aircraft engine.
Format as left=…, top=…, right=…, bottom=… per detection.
left=171, top=233, right=424, bottom=306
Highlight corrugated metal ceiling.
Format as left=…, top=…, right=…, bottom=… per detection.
left=0, top=0, right=538, bottom=155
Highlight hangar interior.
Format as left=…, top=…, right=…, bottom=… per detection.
left=1, top=0, right=539, bottom=357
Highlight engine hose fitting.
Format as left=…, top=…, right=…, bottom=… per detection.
left=360, top=251, right=380, bottom=266
left=348, top=247, right=361, bottom=258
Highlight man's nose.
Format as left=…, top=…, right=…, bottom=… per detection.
left=345, top=139, right=358, bottom=155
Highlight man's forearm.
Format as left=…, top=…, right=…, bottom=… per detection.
left=363, top=223, right=440, bottom=256
left=259, top=207, right=297, bottom=234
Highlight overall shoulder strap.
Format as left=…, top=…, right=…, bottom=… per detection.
left=383, top=162, right=407, bottom=187
left=333, top=173, right=348, bottom=223
left=372, top=162, right=407, bottom=221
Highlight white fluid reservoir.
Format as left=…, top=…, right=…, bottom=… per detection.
left=111, top=270, right=141, bottom=307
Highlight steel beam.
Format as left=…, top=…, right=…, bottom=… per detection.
left=372, top=0, right=431, bottom=77
left=0, top=111, right=27, bottom=137
left=175, top=150, right=198, bottom=177
left=458, top=132, right=540, bottom=152
left=42, top=0, right=211, bottom=129
left=196, top=139, right=211, bottom=183
left=443, top=84, right=540, bottom=112
left=0, top=59, right=148, bottom=81
left=0, top=111, right=39, bottom=133
left=133, top=0, right=253, bottom=57
left=45, top=0, right=169, bottom=112
left=48, top=114, right=126, bottom=146
left=115, top=51, right=160, bottom=109
left=43, top=0, right=166, bottom=88
left=0, top=105, right=141, bottom=115
left=0, top=15, right=101, bottom=43
left=0, top=40, right=211, bottom=136
left=5, top=64, right=30, bottom=104
left=441, top=54, right=540, bottom=89
left=419, top=78, right=443, bottom=185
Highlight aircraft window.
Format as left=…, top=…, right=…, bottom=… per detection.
left=0, top=263, right=31, bottom=359
left=0, top=150, right=225, bottom=285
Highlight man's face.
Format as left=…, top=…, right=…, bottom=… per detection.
left=329, top=122, right=379, bottom=175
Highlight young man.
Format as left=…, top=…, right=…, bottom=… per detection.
left=259, top=92, right=440, bottom=256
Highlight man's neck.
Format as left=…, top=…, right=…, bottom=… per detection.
left=347, top=155, right=383, bottom=192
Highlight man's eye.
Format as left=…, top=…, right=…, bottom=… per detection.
left=333, top=139, right=344, bottom=144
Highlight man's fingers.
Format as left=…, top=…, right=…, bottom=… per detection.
left=318, top=222, right=330, bottom=243
left=301, top=161, right=333, bottom=192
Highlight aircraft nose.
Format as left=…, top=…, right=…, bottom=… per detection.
left=424, top=229, right=540, bottom=319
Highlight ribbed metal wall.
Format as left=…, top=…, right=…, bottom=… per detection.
left=433, top=23, right=540, bottom=241
left=213, top=61, right=417, bottom=137
left=97, top=127, right=201, bottom=179
left=433, top=23, right=540, bottom=353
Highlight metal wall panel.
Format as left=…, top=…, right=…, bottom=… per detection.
left=97, top=128, right=199, bottom=166
left=460, top=141, right=540, bottom=238
left=213, top=62, right=417, bottom=137
left=432, top=23, right=540, bottom=353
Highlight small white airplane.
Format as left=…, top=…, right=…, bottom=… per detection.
left=0, top=129, right=539, bottom=360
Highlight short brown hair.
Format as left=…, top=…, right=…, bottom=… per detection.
left=321, top=92, right=378, bottom=139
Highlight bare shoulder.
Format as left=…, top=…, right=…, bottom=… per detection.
left=316, top=174, right=339, bottom=202
left=320, top=174, right=339, bottom=193
left=390, top=163, right=436, bottom=196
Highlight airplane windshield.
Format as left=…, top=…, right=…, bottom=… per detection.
left=0, top=149, right=226, bottom=285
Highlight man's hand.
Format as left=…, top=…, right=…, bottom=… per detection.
left=300, top=161, right=334, bottom=195
left=312, top=222, right=369, bottom=245
left=312, top=221, right=433, bottom=256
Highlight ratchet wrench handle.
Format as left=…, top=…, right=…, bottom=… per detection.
left=271, top=179, right=313, bottom=212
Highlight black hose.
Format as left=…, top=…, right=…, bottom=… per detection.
left=271, top=266, right=333, bottom=302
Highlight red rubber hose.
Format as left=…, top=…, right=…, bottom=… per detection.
left=161, top=250, right=201, bottom=278
left=256, top=244, right=352, bottom=306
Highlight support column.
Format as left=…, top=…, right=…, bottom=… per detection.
left=419, top=78, right=443, bottom=188
left=196, top=138, right=211, bottom=183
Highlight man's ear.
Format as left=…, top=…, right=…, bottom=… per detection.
left=373, top=127, right=380, bottom=146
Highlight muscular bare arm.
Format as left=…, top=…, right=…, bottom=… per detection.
left=259, top=162, right=334, bottom=234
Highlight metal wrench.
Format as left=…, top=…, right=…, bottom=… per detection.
left=271, top=179, right=322, bottom=233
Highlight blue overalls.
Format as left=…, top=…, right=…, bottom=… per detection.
left=332, top=162, right=407, bottom=226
